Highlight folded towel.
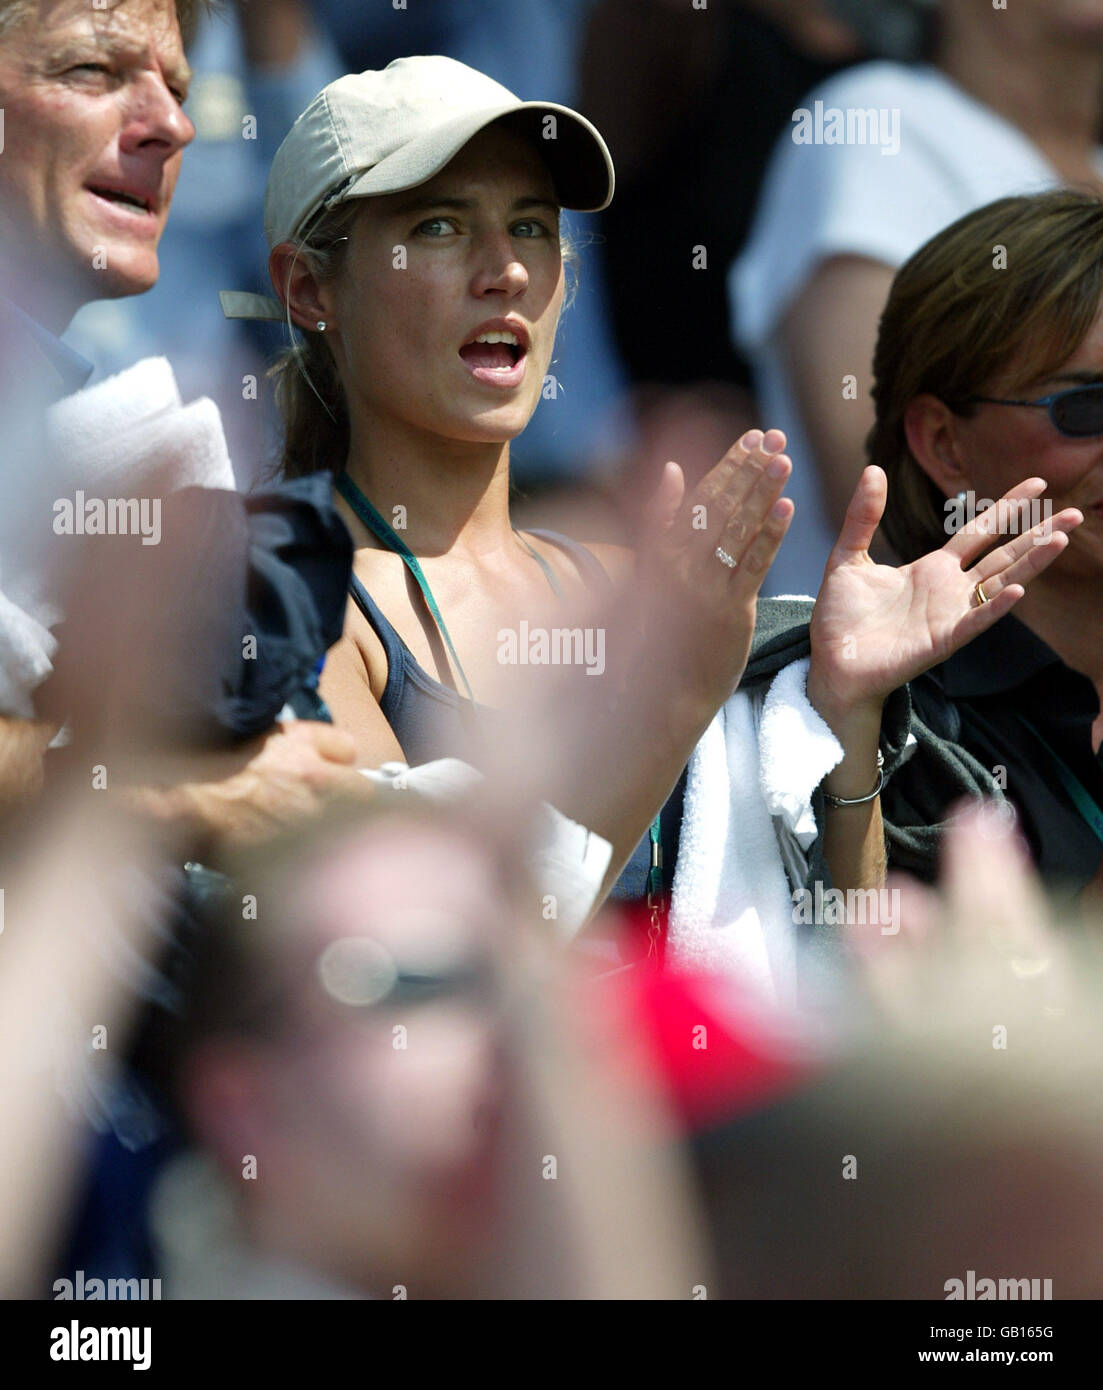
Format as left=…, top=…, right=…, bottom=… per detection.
left=46, top=356, right=180, bottom=456
left=0, top=583, right=57, bottom=719
left=0, top=360, right=236, bottom=718
left=758, top=656, right=846, bottom=845
left=668, top=659, right=844, bottom=1006
left=49, top=395, right=234, bottom=497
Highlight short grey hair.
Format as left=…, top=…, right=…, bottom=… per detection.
left=0, top=0, right=212, bottom=44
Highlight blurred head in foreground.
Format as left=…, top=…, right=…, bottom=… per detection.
left=152, top=797, right=704, bottom=1299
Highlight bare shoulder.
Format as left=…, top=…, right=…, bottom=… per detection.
left=579, top=540, right=635, bottom=585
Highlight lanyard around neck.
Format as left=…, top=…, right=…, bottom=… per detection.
left=336, top=469, right=668, bottom=931
left=336, top=471, right=478, bottom=703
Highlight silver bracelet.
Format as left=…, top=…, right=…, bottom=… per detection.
left=822, top=749, right=884, bottom=808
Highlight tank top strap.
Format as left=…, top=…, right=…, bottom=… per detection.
left=522, top=528, right=615, bottom=592
left=348, top=571, right=408, bottom=716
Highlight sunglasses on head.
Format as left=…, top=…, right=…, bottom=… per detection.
left=960, top=382, right=1103, bottom=437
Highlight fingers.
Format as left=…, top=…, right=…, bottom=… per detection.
left=728, top=498, right=794, bottom=595
left=828, top=465, right=887, bottom=561
left=668, top=427, right=788, bottom=552
left=944, top=477, right=1047, bottom=564
left=969, top=507, right=1082, bottom=597
left=941, top=801, right=1038, bottom=947
left=939, top=801, right=1072, bottom=1006
left=641, top=460, right=685, bottom=536
left=713, top=448, right=793, bottom=567
left=950, top=577, right=1025, bottom=643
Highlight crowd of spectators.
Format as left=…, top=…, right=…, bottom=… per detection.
left=3, top=0, right=1103, bottom=1315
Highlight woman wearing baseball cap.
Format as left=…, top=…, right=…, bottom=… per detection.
left=223, top=57, right=1074, bottom=979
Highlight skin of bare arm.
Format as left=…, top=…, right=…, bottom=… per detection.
left=778, top=256, right=896, bottom=532
left=0, top=716, right=54, bottom=812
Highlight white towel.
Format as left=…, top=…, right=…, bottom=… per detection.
left=0, top=359, right=235, bottom=718
left=668, top=658, right=844, bottom=1006
left=50, top=396, right=235, bottom=498
left=0, top=584, right=57, bottom=720
left=47, top=356, right=181, bottom=454
left=48, top=356, right=233, bottom=496
left=758, top=657, right=847, bottom=842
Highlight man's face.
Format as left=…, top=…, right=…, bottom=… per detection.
left=0, top=0, right=194, bottom=323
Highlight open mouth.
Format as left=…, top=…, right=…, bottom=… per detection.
left=458, top=330, right=525, bottom=372
left=88, top=185, right=154, bottom=214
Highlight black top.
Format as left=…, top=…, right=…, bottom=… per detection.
left=882, top=613, right=1103, bottom=894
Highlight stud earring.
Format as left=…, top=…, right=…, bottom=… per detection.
left=316, top=320, right=327, bottom=333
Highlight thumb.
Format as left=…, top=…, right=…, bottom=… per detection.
left=641, top=460, right=685, bottom=537
left=830, top=465, right=887, bottom=561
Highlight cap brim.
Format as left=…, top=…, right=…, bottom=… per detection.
left=332, top=100, right=614, bottom=224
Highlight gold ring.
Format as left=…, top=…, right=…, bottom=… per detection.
left=973, top=580, right=990, bottom=607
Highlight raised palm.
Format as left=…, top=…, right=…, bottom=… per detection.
left=809, top=468, right=1081, bottom=710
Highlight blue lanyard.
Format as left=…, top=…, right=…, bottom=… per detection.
left=336, top=471, right=479, bottom=703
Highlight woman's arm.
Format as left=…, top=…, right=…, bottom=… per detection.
left=529, top=431, right=797, bottom=902
left=318, top=619, right=406, bottom=769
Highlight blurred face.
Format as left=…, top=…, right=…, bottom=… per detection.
left=949, top=301, right=1103, bottom=580
left=322, top=124, right=565, bottom=449
left=0, top=0, right=194, bottom=325
left=228, top=823, right=512, bottom=1293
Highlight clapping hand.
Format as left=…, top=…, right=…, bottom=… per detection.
left=807, top=469, right=1082, bottom=721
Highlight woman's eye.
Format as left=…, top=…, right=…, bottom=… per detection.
left=512, top=220, right=550, bottom=238
left=416, top=217, right=457, bottom=238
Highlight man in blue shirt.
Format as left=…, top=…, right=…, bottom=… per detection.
left=0, top=0, right=195, bottom=808
left=0, top=0, right=360, bottom=827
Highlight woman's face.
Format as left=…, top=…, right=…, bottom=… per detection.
left=323, top=124, right=565, bottom=450
left=950, top=301, right=1103, bottom=580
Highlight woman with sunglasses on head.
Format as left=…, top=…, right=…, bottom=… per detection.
left=873, top=190, right=1103, bottom=896
left=223, top=59, right=1078, bottom=962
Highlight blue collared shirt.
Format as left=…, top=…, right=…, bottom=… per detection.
left=2, top=297, right=94, bottom=398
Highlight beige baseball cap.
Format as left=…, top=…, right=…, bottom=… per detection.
left=221, top=55, right=615, bottom=322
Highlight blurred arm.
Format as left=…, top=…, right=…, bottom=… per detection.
left=235, top=0, right=316, bottom=68
left=778, top=256, right=895, bottom=531
left=0, top=716, right=53, bottom=812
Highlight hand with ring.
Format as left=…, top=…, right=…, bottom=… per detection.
left=637, top=427, right=794, bottom=708
left=807, top=470, right=1083, bottom=723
